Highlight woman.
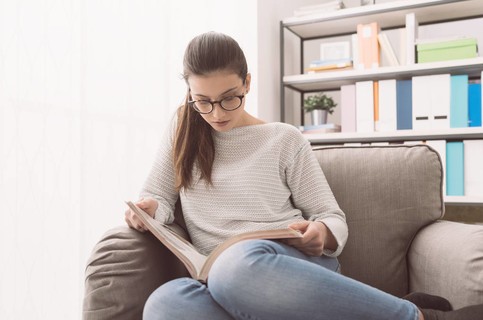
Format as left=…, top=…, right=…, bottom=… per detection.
left=125, top=32, right=482, bottom=320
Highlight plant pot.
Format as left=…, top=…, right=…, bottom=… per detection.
left=310, top=110, right=328, bottom=125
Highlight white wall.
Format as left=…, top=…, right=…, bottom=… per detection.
left=0, top=1, right=257, bottom=319
left=257, top=0, right=327, bottom=123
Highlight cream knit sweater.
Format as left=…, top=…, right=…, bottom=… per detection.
left=140, top=121, right=348, bottom=257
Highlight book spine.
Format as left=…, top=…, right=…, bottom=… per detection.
left=468, top=83, right=482, bottom=127
left=373, top=81, right=380, bottom=131
left=341, top=84, right=357, bottom=133
left=412, top=74, right=450, bottom=130
left=378, top=32, right=399, bottom=66
left=450, top=75, right=469, bottom=128
left=355, top=81, right=375, bottom=132
left=398, top=28, right=407, bottom=65
left=405, top=13, right=418, bottom=65
left=446, top=141, right=465, bottom=196
left=411, top=75, right=431, bottom=130
left=396, top=79, right=412, bottom=130
left=464, top=140, right=483, bottom=197
left=378, top=79, right=398, bottom=132
left=357, top=22, right=380, bottom=69
left=430, top=74, right=451, bottom=130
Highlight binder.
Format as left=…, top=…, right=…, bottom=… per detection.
left=464, top=140, right=483, bottom=196
left=355, top=81, right=375, bottom=132
left=357, top=22, right=380, bottom=69
left=412, top=74, right=450, bottom=130
left=378, top=79, right=397, bottom=132
left=446, top=141, right=464, bottom=196
left=396, top=80, right=412, bottom=130
left=468, top=83, right=482, bottom=127
left=450, top=75, right=468, bottom=128
left=405, top=13, right=419, bottom=65
left=378, top=32, right=399, bottom=67
left=341, top=84, right=357, bottom=132
left=430, top=74, right=451, bottom=129
left=374, top=81, right=379, bottom=131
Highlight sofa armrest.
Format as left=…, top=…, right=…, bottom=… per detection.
left=82, top=226, right=188, bottom=320
left=408, top=220, right=483, bottom=309
left=313, top=145, right=443, bottom=297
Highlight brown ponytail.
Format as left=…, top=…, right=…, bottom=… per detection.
left=173, top=92, right=215, bottom=191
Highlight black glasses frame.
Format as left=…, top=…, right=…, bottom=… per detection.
left=188, top=94, right=245, bottom=114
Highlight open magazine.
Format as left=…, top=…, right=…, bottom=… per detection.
left=125, top=201, right=302, bottom=283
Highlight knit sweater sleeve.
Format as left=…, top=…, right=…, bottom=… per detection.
left=285, top=140, right=348, bottom=257
left=138, top=117, right=178, bottom=224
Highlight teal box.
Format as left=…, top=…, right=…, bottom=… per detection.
left=417, top=38, right=478, bottom=63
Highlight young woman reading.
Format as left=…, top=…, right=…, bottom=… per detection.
left=125, top=31, right=483, bottom=320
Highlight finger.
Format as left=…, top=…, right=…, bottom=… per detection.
left=288, top=221, right=310, bottom=233
left=136, top=197, right=145, bottom=206
left=134, top=221, right=146, bottom=232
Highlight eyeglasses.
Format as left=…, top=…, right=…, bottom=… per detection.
left=188, top=95, right=245, bottom=114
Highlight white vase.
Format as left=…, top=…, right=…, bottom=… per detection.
left=310, top=110, right=328, bottom=125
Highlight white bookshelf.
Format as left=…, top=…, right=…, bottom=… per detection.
left=284, top=57, right=483, bottom=92
left=280, top=0, right=483, bottom=205
left=304, top=127, right=483, bottom=144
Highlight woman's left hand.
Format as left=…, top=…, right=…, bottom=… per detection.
left=285, top=221, right=333, bottom=256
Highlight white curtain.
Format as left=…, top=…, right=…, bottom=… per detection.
left=0, top=0, right=257, bottom=318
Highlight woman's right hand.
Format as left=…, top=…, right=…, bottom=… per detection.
left=124, top=197, right=159, bottom=232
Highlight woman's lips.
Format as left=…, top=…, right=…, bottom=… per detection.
left=213, top=120, right=230, bottom=127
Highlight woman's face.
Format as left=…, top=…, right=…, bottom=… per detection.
left=188, top=70, right=251, bottom=132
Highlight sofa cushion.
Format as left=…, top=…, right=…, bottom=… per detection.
left=312, top=145, right=444, bottom=297
left=83, top=226, right=188, bottom=320
left=409, top=220, right=483, bottom=309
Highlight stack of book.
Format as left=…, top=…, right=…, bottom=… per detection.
left=306, top=58, right=353, bottom=73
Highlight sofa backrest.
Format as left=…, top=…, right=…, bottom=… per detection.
left=312, top=145, right=444, bottom=297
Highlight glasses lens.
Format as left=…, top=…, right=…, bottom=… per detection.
left=192, top=101, right=212, bottom=114
left=221, top=96, right=242, bottom=110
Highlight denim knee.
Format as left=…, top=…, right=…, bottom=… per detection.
left=208, top=240, right=278, bottom=304
left=143, top=278, right=184, bottom=320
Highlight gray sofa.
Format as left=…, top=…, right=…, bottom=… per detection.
left=83, top=145, right=483, bottom=319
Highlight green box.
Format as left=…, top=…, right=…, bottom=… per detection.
left=417, top=38, right=478, bottom=63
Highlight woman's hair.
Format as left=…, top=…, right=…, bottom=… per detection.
left=173, top=32, right=248, bottom=191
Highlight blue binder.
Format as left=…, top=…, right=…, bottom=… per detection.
left=446, top=141, right=464, bottom=196
left=468, top=83, right=482, bottom=127
left=450, top=75, right=468, bottom=128
left=396, top=80, right=412, bottom=130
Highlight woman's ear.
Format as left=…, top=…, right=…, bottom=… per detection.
left=244, top=73, right=251, bottom=94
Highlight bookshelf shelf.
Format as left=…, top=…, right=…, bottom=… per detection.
left=283, top=0, right=483, bottom=39
left=284, top=57, right=483, bottom=92
left=445, top=196, right=483, bottom=206
left=304, top=127, right=483, bottom=145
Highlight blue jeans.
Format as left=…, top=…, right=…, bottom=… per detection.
left=143, top=240, right=419, bottom=320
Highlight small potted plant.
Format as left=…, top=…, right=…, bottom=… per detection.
left=303, top=93, right=337, bottom=125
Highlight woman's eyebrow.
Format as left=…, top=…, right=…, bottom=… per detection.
left=192, top=86, right=239, bottom=99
